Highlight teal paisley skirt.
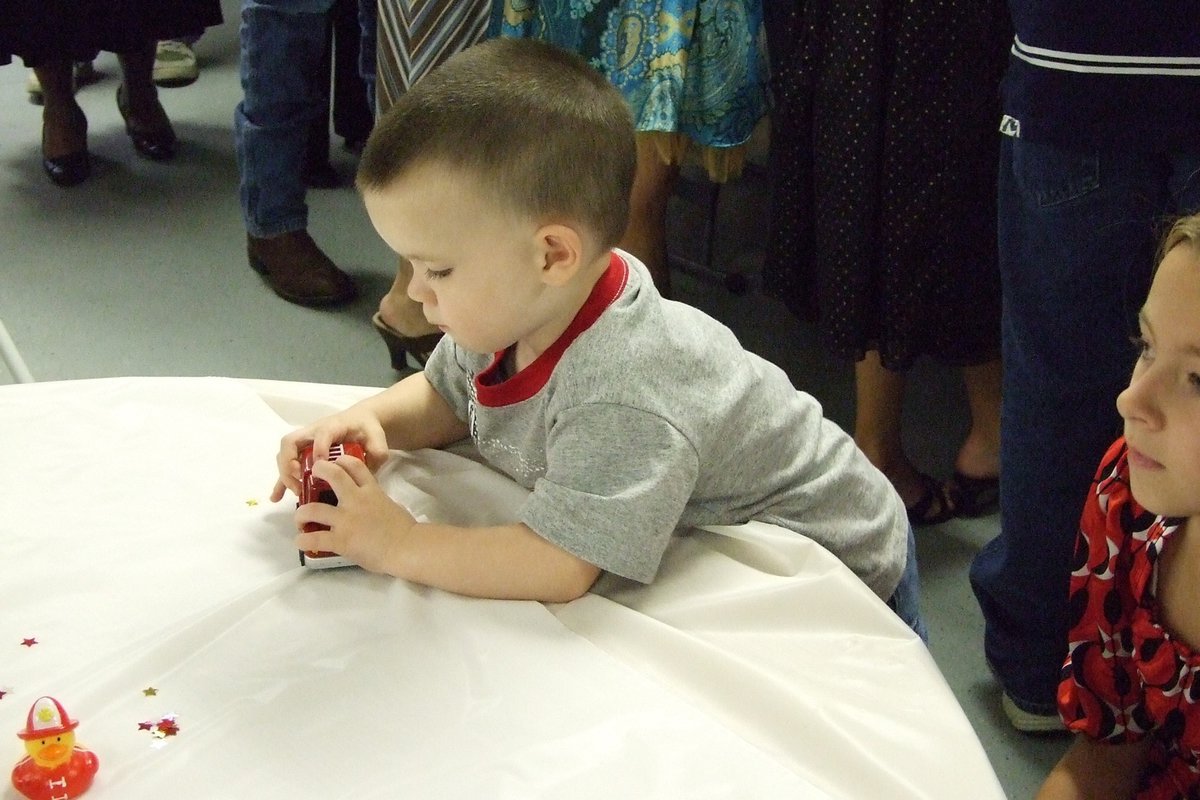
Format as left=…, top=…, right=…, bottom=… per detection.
left=491, top=0, right=767, bottom=180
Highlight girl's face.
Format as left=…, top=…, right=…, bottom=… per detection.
left=1117, top=242, right=1200, bottom=518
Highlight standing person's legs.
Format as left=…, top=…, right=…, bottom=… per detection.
left=970, top=137, right=1170, bottom=726
left=621, top=137, right=680, bottom=296
left=946, top=358, right=1002, bottom=516
left=357, top=0, right=377, bottom=117
left=236, top=0, right=328, bottom=236
left=854, top=350, right=953, bottom=525
left=117, top=41, right=177, bottom=161
left=36, top=58, right=90, bottom=186
left=235, top=0, right=356, bottom=306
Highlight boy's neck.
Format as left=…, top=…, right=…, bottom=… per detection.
left=511, top=248, right=614, bottom=372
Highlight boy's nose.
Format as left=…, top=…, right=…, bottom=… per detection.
left=406, top=272, right=431, bottom=305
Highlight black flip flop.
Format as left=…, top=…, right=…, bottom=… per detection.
left=945, top=471, right=1000, bottom=518
left=906, top=472, right=956, bottom=526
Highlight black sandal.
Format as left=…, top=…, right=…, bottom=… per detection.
left=945, top=471, right=1000, bottom=518
left=906, top=472, right=956, bottom=526
left=372, top=312, right=442, bottom=371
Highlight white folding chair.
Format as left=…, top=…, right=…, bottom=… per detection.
left=0, top=318, right=35, bottom=383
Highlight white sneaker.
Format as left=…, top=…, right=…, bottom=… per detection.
left=1002, top=693, right=1066, bottom=733
left=26, top=70, right=40, bottom=103
left=153, top=40, right=199, bottom=87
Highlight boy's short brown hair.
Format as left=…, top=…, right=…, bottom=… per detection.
left=358, top=37, right=637, bottom=252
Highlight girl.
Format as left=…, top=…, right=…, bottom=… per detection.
left=1038, top=213, right=1200, bottom=799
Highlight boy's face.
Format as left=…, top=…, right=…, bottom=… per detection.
left=1117, top=243, right=1200, bottom=518
left=363, top=162, right=556, bottom=356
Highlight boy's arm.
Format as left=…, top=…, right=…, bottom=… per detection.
left=273, top=372, right=469, bottom=500
left=295, top=456, right=601, bottom=602
left=378, top=520, right=601, bottom=602
left=350, top=370, right=470, bottom=452
left=1036, top=735, right=1150, bottom=800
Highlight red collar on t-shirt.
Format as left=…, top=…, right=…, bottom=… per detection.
left=474, top=251, right=628, bottom=407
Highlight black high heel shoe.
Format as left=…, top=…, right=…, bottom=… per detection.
left=116, top=85, right=176, bottom=161
left=41, top=106, right=90, bottom=187
left=372, top=312, right=443, bottom=371
left=42, top=150, right=91, bottom=187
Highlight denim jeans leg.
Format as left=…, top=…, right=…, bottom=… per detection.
left=357, top=0, right=377, bottom=118
left=970, top=138, right=1178, bottom=714
left=234, top=0, right=335, bottom=238
left=887, top=524, right=928, bottom=644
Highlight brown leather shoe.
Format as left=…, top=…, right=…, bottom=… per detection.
left=247, top=231, right=358, bottom=307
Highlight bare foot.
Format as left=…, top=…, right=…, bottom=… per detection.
left=954, top=433, right=1000, bottom=481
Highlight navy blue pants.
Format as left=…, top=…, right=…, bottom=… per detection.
left=970, top=135, right=1200, bottom=713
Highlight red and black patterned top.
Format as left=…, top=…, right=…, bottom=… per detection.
left=1059, top=437, right=1197, bottom=800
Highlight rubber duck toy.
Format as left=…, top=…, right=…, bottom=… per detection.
left=11, top=696, right=99, bottom=800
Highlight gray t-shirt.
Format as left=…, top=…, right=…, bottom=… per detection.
left=423, top=251, right=908, bottom=599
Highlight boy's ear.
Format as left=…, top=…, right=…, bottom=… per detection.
left=535, top=223, right=585, bottom=287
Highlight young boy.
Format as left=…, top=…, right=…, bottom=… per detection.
left=271, top=38, right=921, bottom=634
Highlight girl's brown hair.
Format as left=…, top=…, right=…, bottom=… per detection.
left=1160, top=213, right=1200, bottom=264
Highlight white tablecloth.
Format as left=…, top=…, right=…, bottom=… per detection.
left=0, top=377, right=1003, bottom=798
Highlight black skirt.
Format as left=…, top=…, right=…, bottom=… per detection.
left=762, top=0, right=1010, bottom=371
left=0, top=0, right=223, bottom=67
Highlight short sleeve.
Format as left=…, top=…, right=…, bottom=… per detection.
left=422, top=338, right=480, bottom=423
left=519, top=402, right=699, bottom=583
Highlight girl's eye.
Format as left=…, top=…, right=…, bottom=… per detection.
left=1189, top=373, right=1200, bottom=392
left=1130, top=335, right=1153, bottom=361
left=425, top=267, right=452, bottom=281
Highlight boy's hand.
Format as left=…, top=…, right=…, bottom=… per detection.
left=270, top=411, right=390, bottom=501
left=293, top=456, right=417, bottom=575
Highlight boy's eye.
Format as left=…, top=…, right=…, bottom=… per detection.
left=425, top=267, right=453, bottom=280
left=1130, top=335, right=1152, bottom=360
left=1189, top=373, right=1200, bottom=392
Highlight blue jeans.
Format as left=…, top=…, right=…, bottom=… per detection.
left=235, top=0, right=335, bottom=238
left=358, top=0, right=377, bottom=117
left=969, top=137, right=1200, bottom=714
left=888, top=524, right=928, bottom=644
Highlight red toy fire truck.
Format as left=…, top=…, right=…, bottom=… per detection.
left=297, top=441, right=365, bottom=569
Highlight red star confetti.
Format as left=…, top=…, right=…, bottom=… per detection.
left=155, top=717, right=180, bottom=738
left=0, top=689, right=9, bottom=701
left=139, top=715, right=181, bottom=740
left=142, top=687, right=158, bottom=697
left=20, top=638, right=37, bottom=648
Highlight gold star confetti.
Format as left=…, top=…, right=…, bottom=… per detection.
left=245, top=498, right=259, bottom=507
left=142, top=687, right=158, bottom=697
